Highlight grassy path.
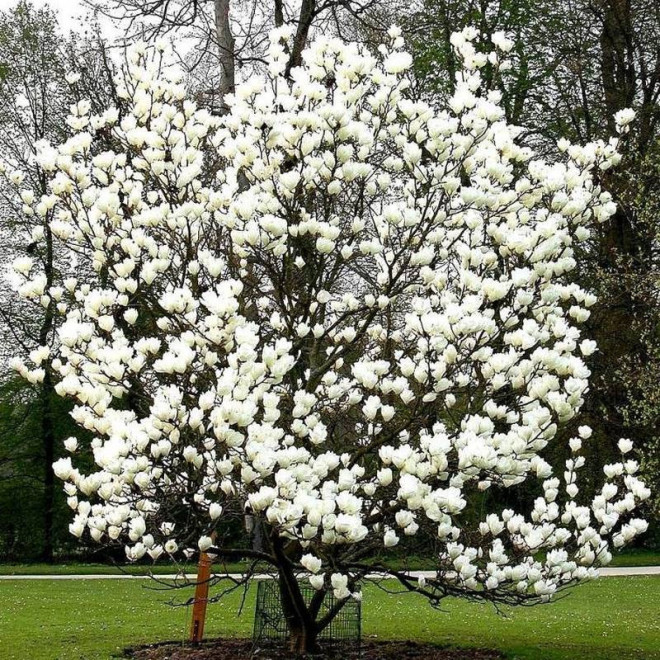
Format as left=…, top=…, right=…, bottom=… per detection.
left=0, top=576, right=659, bottom=659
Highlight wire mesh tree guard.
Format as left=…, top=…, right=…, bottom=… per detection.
left=252, top=579, right=361, bottom=653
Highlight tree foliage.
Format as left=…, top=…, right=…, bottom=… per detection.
left=0, top=0, right=115, bottom=561
left=406, top=0, right=660, bottom=541
left=8, top=26, right=650, bottom=652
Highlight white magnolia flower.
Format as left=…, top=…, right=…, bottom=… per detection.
left=63, top=437, right=78, bottom=453
left=301, top=554, right=323, bottom=574
left=383, top=51, right=413, bottom=74
left=309, top=574, right=325, bottom=590
left=618, top=439, right=634, bottom=454
left=198, top=536, right=213, bottom=552
left=614, top=108, right=635, bottom=127
left=12, top=256, right=33, bottom=275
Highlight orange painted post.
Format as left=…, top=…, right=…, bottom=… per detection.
left=189, top=551, right=213, bottom=644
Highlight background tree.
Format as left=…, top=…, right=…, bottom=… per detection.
left=87, top=0, right=392, bottom=111
left=406, top=0, right=660, bottom=542
left=0, top=0, right=114, bottom=561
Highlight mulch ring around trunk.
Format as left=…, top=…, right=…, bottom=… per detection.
left=125, top=638, right=504, bottom=659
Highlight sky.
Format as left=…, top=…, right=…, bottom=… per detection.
left=3, top=0, right=86, bottom=25
left=1, top=0, right=119, bottom=37
left=1, top=0, right=200, bottom=61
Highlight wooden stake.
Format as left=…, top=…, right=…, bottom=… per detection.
left=189, top=550, right=213, bottom=644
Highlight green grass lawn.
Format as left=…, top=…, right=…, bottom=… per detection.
left=0, top=548, right=658, bottom=576
left=609, top=549, right=660, bottom=567
left=0, top=576, right=658, bottom=660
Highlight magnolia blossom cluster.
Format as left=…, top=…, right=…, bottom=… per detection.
left=11, top=26, right=649, bottom=606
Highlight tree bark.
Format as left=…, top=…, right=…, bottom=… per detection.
left=40, top=371, right=55, bottom=563
left=39, top=214, right=56, bottom=563
left=580, top=0, right=652, bottom=461
left=285, top=0, right=316, bottom=78
left=279, top=573, right=320, bottom=654
left=275, top=0, right=284, bottom=28
left=271, top=534, right=320, bottom=654
left=599, top=0, right=635, bottom=125
left=214, top=0, right=235, bottom=112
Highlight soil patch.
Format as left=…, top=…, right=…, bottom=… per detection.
left=125, top=638, right=504, bottom=660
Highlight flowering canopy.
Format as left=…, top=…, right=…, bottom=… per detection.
left=11, top=26, right=649, bottom=612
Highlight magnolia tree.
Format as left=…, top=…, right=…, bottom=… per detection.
left=10, top=26, right=650, bottom=653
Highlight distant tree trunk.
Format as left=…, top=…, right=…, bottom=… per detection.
left=596, top=0, right=639, bottom=346
left=582, top=0, right=651, bottom=457
left=285, top=0, right=316, bottom=78
left=274, top=0, right=284, bottom=27
left=598, top=0, right=635, bottom=133
left=39, top=220, right=56, bottom=563
left=40, top=371, right=55, bottom=563
left=214, top=0, right=235, bottom=112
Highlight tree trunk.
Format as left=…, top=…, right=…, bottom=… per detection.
left=280, top=577, right=350, bottom=654
left=214, top=0, right=235, bottom=112
left=578, top=0, right=655, bottom=468
left=39, top=217, right=56, bottom=564
left=288, top=623, right=319, bottom=655
left=285, top=0, right=316, bottom=78
left=599, top=0, right=635, bottom=133
left=271, top=534, right=321, bottom=654
left=276, top=569, right=321, bottom=654
left=274, top=0, right=284, bottom=27
left=40, top=371, right=55, bottom=563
